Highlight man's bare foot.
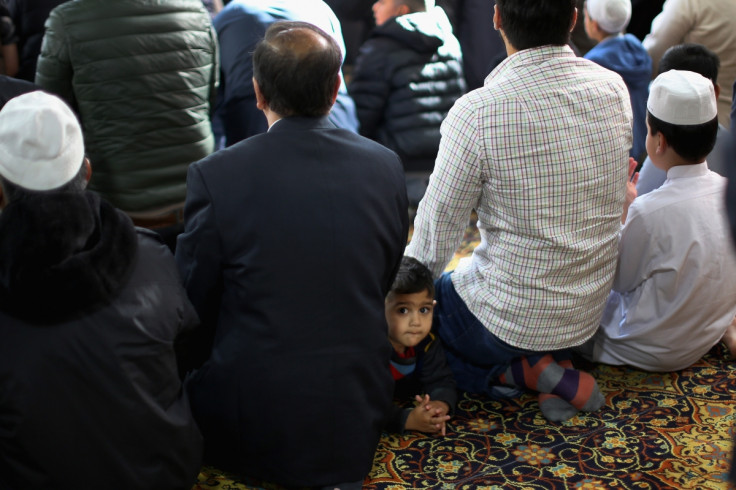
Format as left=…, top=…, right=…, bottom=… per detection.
left=721, top=315, right=736, bottom=359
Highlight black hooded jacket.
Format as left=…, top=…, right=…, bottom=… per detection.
left=349, top=7, right=466, bottom=172
left=0, top=191, right=202, bottom=489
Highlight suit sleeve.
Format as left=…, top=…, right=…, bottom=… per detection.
left=34, top=9, right=76, bottom=109
left=385, top=404, right=413, bottom=434
left=175, top=163, right=223, bottom=333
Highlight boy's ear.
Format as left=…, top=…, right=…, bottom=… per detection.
left=656, top=131, right=668, bottom=154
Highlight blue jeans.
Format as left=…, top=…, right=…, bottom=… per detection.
left=434, top=272, right=555, bottom=397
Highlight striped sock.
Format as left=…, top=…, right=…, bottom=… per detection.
left=499, top=354, right=604, bottom=413
left=537, top=393, right=578, bottom=422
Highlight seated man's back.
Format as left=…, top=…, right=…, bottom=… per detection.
left=0, top=92, right=202, bottom=489
left=405, top=0, right=633, bottom=422
left=176, top=22, right=409, bottom=488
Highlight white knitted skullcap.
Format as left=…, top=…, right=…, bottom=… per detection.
left=0, top=91, right=84, bottom=191
left=648, top=70, right=718, bottom=125
left=586, top=0, right=631, bottom=33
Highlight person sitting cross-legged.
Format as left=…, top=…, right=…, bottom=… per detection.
left=406, top=0, right=633, bottom=422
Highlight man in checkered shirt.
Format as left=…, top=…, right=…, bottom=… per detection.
left=406, top=0, right=633, bottom=421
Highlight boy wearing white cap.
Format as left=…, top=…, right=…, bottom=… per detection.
left=584, top=0, right=651, bottom=161
left=580, top=70, right=736, bottom=372
left=0, top=91, right=202, bottom=488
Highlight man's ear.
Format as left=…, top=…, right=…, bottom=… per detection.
left=397, top=4, right=411, bottom=16
left=330, top=75, right=341, bottom=106
left=253, top=77, right=268, bottom=111
left=493, top=4, right=501, bottom=30
left=570, top=7, right=578, bottom=32
left=714, top=82, right=721, bottom=100
left=83, top=157, right=92, bottom=185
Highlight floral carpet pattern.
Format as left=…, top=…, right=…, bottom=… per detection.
left=363, top=343, right=736, bottom=489
left=193, top=222, right=736, bottom=489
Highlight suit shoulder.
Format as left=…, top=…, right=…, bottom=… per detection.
left=334, top=129, right=401, bottom=159
left=191, top=134, right=270, bottom=172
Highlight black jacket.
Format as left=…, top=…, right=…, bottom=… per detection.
left=0, top=191, right=202, bottom=489
left=387, top=332, right=457, bottom=433
left=349, top=8, right=465, bottom=172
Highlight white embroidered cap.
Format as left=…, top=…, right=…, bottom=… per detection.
left=648, top=69, right=718, bottom=125
left=0, top=91, right=85, bottom=191
left=586, top=0, right=631, bottom=33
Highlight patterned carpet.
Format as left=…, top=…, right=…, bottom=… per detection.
left=364, top=343, right=735, bottom=489
left=193, top=221, right=736, bottom=489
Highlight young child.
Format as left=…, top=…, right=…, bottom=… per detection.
left=385, top=256, right=456, bottom=434
left=580, top=69, right=736, bottom=372
left=348, top=0, right=465, bottom=205
left=636, top=44, right=731, bottom=195
left=583, top=0, right=651, bottom=162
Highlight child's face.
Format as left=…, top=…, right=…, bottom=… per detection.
left=385, top=290, right=435, bottom=353
left=372, top=0, right=404, bottom=26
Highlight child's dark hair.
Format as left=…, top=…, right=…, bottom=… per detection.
left=390, top=256, right=435, bottom=297
left=659, top=43, right=719, bottom=84
left=647, top=112, right=718, bottom=163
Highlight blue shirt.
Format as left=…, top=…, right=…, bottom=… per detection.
left=585, top=33, right=652, bottom=160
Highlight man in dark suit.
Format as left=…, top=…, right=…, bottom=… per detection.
left=175, top=21, right=409, bottom=489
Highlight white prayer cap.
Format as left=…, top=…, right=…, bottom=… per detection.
left=647, top=70, right=718, bottom=125
left=0, top=91, right=84, bottom=191
left=586, top=0, right=631, bottom=33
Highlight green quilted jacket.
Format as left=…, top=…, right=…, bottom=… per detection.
left=36, top=0, right=218, bottom=214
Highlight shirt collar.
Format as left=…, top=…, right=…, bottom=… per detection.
left=666, top=162, right=709, bottom=179
left=267, top=118, right=284, bottom=132
left=485, top=44, right=576, bottom=85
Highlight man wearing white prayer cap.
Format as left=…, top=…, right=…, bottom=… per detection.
left=0, top=91, right=203, bottom=488
left=577, top=69, right=736, bottom=372
left=584, top=0, right=652, bottom=161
